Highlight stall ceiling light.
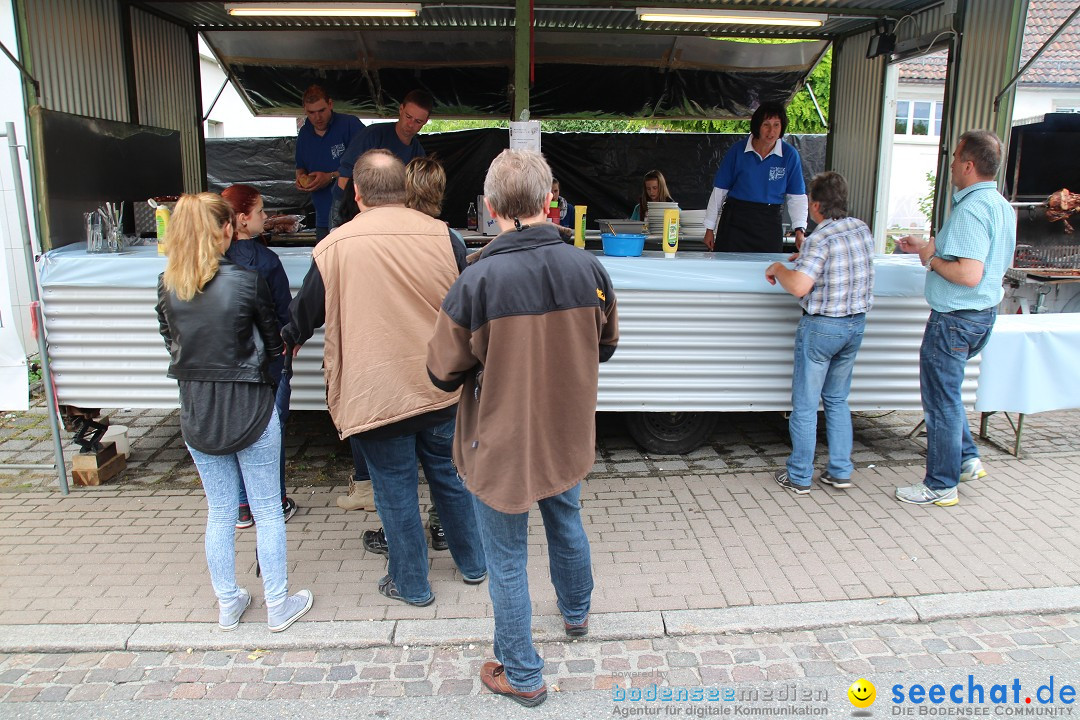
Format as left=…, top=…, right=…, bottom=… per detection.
left=225, top=3, right=421, bottom=17
left=636, top=9, right=826, bottom=27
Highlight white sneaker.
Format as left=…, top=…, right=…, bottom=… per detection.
left=895, top=483, right=958, bottom=507
left=959, top=458, right=986, bottom=483
left=268, top=590, right=314, bottom=633
left=218, top=588, right=250, bottom=631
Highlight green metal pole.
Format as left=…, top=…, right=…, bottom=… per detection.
left=513, top=0, right=530, bottom=120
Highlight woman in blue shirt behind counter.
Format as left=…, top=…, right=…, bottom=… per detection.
left=703, top=102, right=809, bottom=253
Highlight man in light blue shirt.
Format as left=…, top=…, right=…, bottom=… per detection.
left=895, top=130, right=1016, bottom=507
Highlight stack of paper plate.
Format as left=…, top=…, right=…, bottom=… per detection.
left=679, top=209, right=707, bottom=240
left=646, top=202, right=680, bottom=235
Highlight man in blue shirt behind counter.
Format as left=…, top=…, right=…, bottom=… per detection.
left=294, top=85, right=364, bottom=241
left=329, top=90, right=432, bottom=229
left=895, top=129, right=1016, bottom=507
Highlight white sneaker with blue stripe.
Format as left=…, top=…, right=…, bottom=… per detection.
left=959, top=457, right=987, bottom=483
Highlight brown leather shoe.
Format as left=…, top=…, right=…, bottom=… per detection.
left=480, top=661, right=547, bottom=707
left=564, top=616, right=589, bottom=637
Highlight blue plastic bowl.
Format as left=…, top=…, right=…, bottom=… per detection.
left=601, top=233, right=647, bottom=257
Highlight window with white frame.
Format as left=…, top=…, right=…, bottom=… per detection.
left=895, top=100, right=943, bottom=136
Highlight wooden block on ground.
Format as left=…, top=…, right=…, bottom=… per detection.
left=72, top=442, right=126, bottom=486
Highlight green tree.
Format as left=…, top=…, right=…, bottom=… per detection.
left=917, top=172, right=936, bottom=227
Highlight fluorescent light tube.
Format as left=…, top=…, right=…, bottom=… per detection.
left=226, top=3, right=421, bottom=18
left=636, top=8, right=826, bottom=27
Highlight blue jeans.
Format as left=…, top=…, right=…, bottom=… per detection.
left=786, top=313, right=866, bottom=485
left=239, top=360, right=290, bottom=507
left=920, top=308, right=995, bottom=490
left=351, top=419, right=485, bottom=603
left=472, top=483, right=593, bottom=693
left=188, top=408, right=288, bottom=608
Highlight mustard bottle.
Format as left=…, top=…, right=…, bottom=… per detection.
left=574, top=205, right=587, bottom=249
left=155, top=204, right=171, bottom=255
left=662, top=208, right=679, bottom=257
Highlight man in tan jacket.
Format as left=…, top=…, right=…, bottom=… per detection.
left=427, top=150, right=619, bottom=705
left=284, top=149, right=486, bottom=606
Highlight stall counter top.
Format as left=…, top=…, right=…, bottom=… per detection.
left=39, top=242, right=928, bottom=297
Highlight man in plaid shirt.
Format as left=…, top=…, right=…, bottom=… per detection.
left=765, top=171, right=875, bottom=495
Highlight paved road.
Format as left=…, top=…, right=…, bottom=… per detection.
left=3, top=613, right=1080, bottom=717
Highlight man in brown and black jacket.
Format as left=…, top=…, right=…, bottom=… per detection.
left=427, top=149, right=619, bottom=707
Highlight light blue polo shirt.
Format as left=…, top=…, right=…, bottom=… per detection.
left=925, top=181, right=1016, bottom=312
left=712, top=136, right=806, bottom=205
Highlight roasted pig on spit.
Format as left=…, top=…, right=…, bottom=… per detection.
left=1046, top=188, right=1079, bottom=234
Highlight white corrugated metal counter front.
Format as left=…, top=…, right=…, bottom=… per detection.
left=37, top=244, right=976, bottom=412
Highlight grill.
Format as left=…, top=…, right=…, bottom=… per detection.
left=1007, top=113, right=1080, bottom=277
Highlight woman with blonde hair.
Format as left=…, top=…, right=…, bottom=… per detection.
left=156, top=192, right=313, bottom=633
left=630, top=169, right=674, bottom=222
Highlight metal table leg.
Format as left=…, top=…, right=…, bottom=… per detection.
left=978, top=410, right=1025, bottom=457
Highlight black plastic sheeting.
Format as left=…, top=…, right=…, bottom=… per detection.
left=207, top=129, right=826, bottom=231
left=206, top=30, right=826, bottom=120
left=230, top=64, right=809, bottom=120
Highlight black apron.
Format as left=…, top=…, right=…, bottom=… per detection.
left=715, top=196, right=783, bottom=253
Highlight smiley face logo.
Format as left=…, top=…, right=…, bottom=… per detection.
left=848, top=678, right=876, bottom=708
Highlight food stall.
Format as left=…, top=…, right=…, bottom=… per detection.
left=8, top=0, right=1033, bottom=472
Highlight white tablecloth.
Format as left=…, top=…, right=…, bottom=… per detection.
left=976, top=313, right=1080, bottom=414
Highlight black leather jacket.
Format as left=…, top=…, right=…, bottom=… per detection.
left=156, top=260, right=284, bottom=384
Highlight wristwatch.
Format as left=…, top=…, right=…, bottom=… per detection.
left=925, top=255, right=936, bottom=272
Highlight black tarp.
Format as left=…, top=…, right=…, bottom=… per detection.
left=205, top=30, right=827, bottom=120
left=207, top=129, right=826, bottom=231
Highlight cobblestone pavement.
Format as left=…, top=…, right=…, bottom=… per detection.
left=2, top=449, right=1080, bottom=625
left=2, top=405, right=1077, bottom=490
left=1, top=613, right=1078, bottom=704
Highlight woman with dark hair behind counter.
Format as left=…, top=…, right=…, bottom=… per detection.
left=703, top=102, right=808, bottom=253
left=630, top=170, right=674, bottom=222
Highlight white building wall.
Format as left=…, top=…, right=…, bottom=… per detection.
left=199, top=38, right=296, bottom=139
left=1013, top=86, right=1080, bottom=121
left=887, top=81, right=1080, bottom=231
left=1, top=0, right=36, bottom=356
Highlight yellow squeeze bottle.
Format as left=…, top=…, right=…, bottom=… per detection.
left=155, top=204, right=171, bottom=255
left=574, top=205, right=587, bottom=249
left=662, top=208, right=679, bottom=257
